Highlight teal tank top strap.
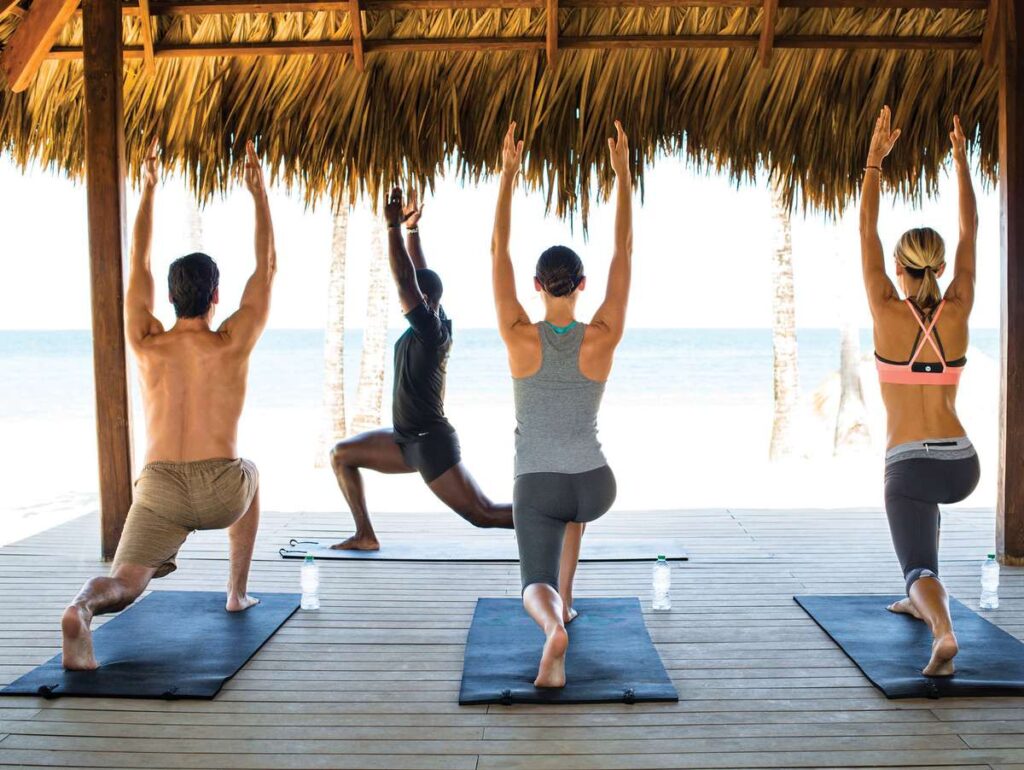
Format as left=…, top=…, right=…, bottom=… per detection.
left=544, top=320, right=578, bottom=335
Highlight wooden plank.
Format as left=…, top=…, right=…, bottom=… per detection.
left=999, top=0, right=1024, bottom=564
left=0, top=509, right=1021, bottom=768
left=759, top=0, right=778, bottom=65
left=46, top=33, right=983, bottom=61
left=0, top=0, right=79, bottom=92
left=82, top=0, right=134, bottom=561
left=119, top=0, right=989, bottom=12
left=137, top=0, right=156, bottom=74
left=349, top=0, right=365, bottom=71
left=546, top=0, right=559, bottom=70
left=984, top=0, right=1001, bottom=65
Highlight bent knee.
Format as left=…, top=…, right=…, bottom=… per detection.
left=330, top=442, right=354, bottom=470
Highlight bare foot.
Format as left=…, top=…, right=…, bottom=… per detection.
left=226, top=594, right=261, bottom=612
left=61, top=605, right=99, bottom=671
left=563, top=606, right=578, bottom=625
left=923, top=631, right=958, bottom=676
left=534, top=625, right=569, bottom=688
left=330, top=534, right=380, bottom=551
left=887, top=597, right=924, bottom=620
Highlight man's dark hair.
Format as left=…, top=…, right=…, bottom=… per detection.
left=536, top=245, right=584, bottom=297
left=168, top=253, right=220, bottom=318
left=416, top=268, right=444, bottom=308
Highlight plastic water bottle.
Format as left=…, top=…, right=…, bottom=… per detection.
left=980, top=553, right=1000, bottom=610
left=652, top=555, right=671, bottom=611
left=300, top=554, right=320, bottom=610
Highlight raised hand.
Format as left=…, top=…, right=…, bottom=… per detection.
left=243, top=140, right=267, bottom=199
left=607, top=120, right=629, bottom=178
left=385, top=187, right=407, bottom=227
left=501, top=122, right=524, bottom=177
left=143, top=137, right=159, bottom=189
left=950, top=114, right=968, bottom=166
left=403, top=188, right=424, bottom=228
left=867, top=106, right=901, bottom=166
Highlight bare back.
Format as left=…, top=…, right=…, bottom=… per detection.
left=132, top=330, right=253, bottom=464
left=873, top=298, right=969, bottom=447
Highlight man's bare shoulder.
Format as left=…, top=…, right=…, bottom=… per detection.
left=133, top=327, right=242, bottom=359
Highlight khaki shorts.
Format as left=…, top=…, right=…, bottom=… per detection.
left=112, top=458, right=258, bottom=578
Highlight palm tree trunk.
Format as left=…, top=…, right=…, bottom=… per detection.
left=833, top=231, right=871, bottom=455
left=350, top=222, right=392, bottom=434
left=315, top=207, right=349, bottom=468
left=769, top=183, right=799, bottom=461
left=187, top=206, right=203, bottom=252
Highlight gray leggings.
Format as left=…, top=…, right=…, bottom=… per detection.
left=513, top=465, right=617, bottom=591
left=884, top=440, right=980, bottom=594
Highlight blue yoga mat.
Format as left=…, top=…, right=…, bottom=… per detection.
left=281, top=537, right=687, bottom=562
left=2, top=591, right=299, bottom=699
left=459, top=597, right=678, bottom=705
left=795, top=594, right=1024, bottom=698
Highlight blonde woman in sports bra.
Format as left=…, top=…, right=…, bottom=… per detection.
left=861, top=106, right=980, bottom=676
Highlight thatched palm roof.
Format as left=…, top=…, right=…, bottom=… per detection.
left=0, top=4, right=997, bottom=218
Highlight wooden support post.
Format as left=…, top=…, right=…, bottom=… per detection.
left=138, top=0, right=157, bottom=74
left=546, top=0, right=559, bottom=70
left=983, top=0, right=1001, bottom=65
left=349, top=0, right=365, bottom=71
left=758, top=0, right=778, bottom=66
left=82, top=0, right=134, bottom=561
left=998, top=0, right=1024, bottom=564
left=0, top=0, right=80, bottom=92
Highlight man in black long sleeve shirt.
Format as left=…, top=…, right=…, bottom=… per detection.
left=328, top=188, right=512, bottom=549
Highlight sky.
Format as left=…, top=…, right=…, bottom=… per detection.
left=0, top=151, right=1001, bottom=330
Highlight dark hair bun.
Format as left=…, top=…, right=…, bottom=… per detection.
left=536, top=245, right=584, bottom=298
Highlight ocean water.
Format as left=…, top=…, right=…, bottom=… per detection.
left=0, top=327, right=1000, bottom=422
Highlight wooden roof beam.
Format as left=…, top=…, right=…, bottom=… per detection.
left=138, top=0, right=157, bottom=74
left=1, top=0, right=80, bottom=92
left=546, top=0, right=558, bottom=70
left=349, top=0, right=365, bottom=71
left=758, top=0, right=778, bottom=65
left=982, top=0, right=1001, bottom=65
left=47, top=32, right=981, bottom=60
left=117, top=0, right=988, bottom=14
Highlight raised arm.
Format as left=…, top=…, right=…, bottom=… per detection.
left=859, top=106, right=901, bottom=314
left=403, top=189, right=427, bottom=270
left=384, top=187, right=426, bottom=313
left=589, top=121, right=633, bottom=344
left=220, top=141, right=277, bottom=349
left=945, top=115, right=977, bottom=311
left=125, top=138, right=165, bottom=347
left=491, top=122, right=531, bottom=340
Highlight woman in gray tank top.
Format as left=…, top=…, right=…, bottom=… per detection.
left=490, top=120, right=634, bottom=689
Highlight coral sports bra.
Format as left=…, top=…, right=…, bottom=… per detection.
left=875, top=299, right=966, bottom=386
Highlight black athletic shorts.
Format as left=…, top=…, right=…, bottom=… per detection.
left=396, top=429, right=462, bottom=483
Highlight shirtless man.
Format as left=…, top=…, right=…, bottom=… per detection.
left=61, top=139, right=277, bottom=670
left=328, top=188, right=513, bottom=549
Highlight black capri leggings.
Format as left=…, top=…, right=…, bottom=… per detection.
left=884, top=452, right=980, bottom=595
left=513, top=465, right=617, bottom=591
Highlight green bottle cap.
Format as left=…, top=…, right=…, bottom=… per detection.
left=304, top=554, right=315, bottom=564
left=988, top=553, right=996, bottom=560
left=657, top=555, right=666, bottom=561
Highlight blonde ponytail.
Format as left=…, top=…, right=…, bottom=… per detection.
left=894, top=227, right=945, bottom=311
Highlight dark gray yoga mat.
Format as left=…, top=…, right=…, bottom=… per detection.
left=2, top=591, right=299, bottom=699
left=795, top=594, right=1024, bottom=699
left=281, top=537, right=687, bottom=562
left=458, top=597, right=678, bottom=705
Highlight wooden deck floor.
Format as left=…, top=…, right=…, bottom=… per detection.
left=1, top=506, right=1023, bottom=769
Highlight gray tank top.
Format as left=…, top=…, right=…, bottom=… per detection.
left=512, top=322, right=607, bottom=477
